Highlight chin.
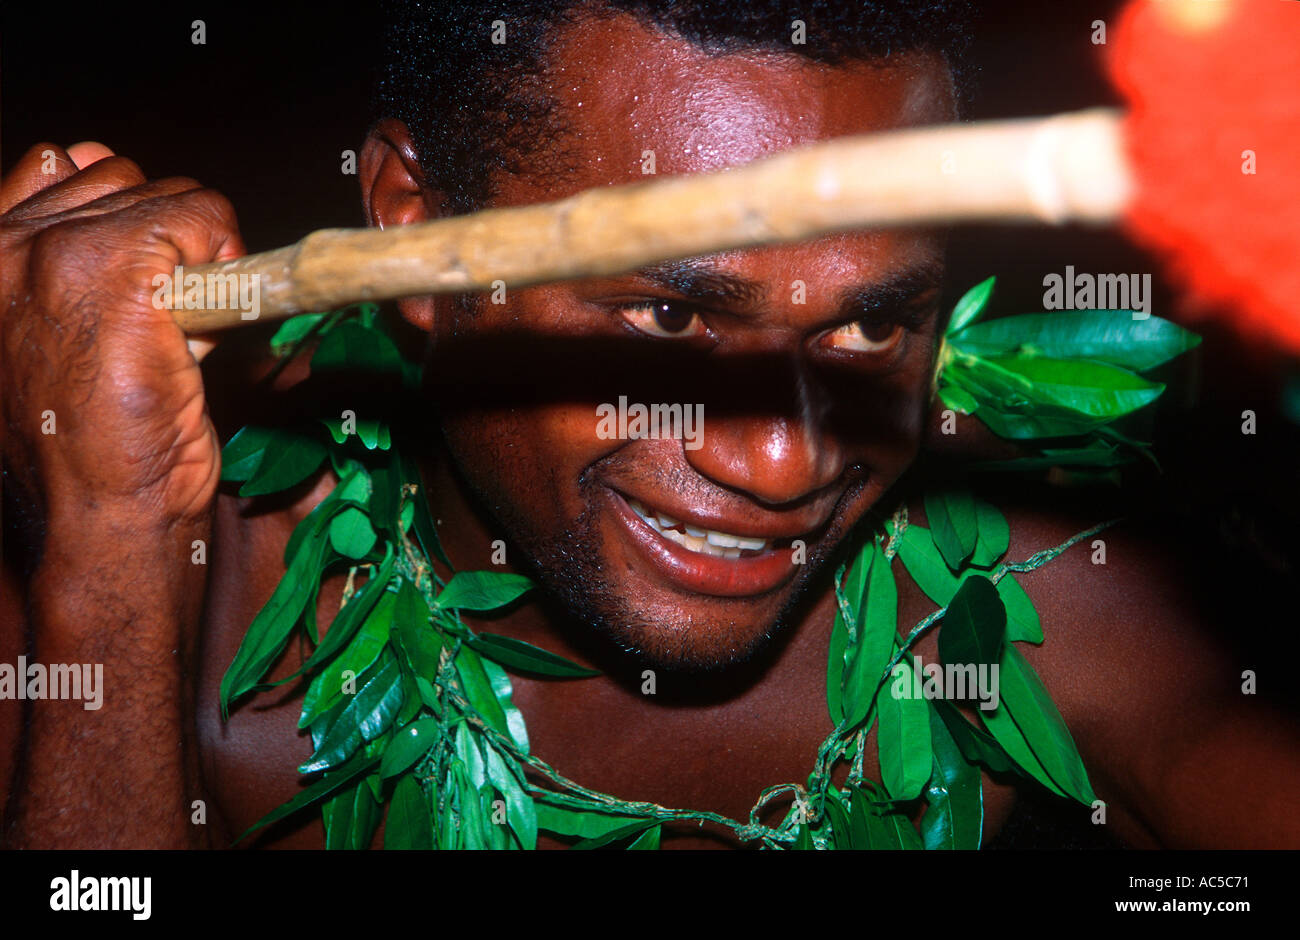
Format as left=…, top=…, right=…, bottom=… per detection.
left=554, top=586, right=784, bottom=672
left=525, top=524, right=829, bottom=673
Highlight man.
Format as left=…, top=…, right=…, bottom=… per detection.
left=2, top=0, right=1298, bottom=849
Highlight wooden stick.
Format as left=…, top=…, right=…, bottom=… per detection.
left=169, top=108, right=1131, bottom=333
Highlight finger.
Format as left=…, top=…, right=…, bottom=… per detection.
left=109, top=186, right=249, bottom=317
left=66, top=141, right=115, bottom=170
left=4, top=154, right=148, bottom=223
left=0, top=143, right=79, bottom=214
left=21, top=175, right=204, bottom=228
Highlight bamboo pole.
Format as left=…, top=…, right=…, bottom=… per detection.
left=168, top=108, right=1131, bottom=333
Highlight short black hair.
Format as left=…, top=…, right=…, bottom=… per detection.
left=375, top=0, right=975, bottom=215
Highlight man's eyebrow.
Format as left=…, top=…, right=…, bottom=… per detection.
left=837, top=263, right=945, bottom=324
left=627, top=257, right=945, bottom=321
left=632, top=259, right=765, bottom=307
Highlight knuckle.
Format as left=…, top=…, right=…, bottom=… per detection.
left=157, top=176, right=204, bottom=195
left=184, top=186, right=237, bottom=223
left=23, top=141, right=65, bottom=165
left=89, top=155, right=147, bottom=188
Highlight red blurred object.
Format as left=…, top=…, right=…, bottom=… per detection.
left=1109, top=0, right=1300, bottom=353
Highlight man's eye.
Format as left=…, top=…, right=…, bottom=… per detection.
left=822, top=320, right=905, bottom=354
left=618, top=301, right=706, bottom=339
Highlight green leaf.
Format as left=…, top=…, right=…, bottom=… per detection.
left=414, top=676, right=441, bottom=712
left=400, top=453, right=451, bottom=568
left=877, top=649, right=932, bottom=800
left=328, top=506, right=377, bottom=559
left=435, top=571, right=534, bottom=612
left=897, top=523, right=1041, bottom=646
left=394, top=664, right=422, bottom=727
left=368, top=462, right=400, bottom=535
left=335, top=468, right=372, bottom=505
left=220, top=426, right=277, bottom=482
left=973, top=444, right=1128, bottom=472
left=484, top=742, right=537, bottom=849
left=269, top=312, right=326, bottom=354
left=628, top=825, right=662, bottom=850
left=937, top=575, right=1006, bottom=674
left=937, top=383, right=980, bottom=415
left=932, top=698, right=1015, bottom=775
left=280, top=548, right=395, bottom=687
left=573, top=819, right=659, bottom=850
left=299, top=589, right=397, bottom=728
left=921, top=701, right=983, bottom=849
left=466, top=633, right=599, bottom=678
left=897, top=524, right=962, bottom=605
left=950, top=311, right=1200, bottom=373
left=453, top=645, right=510, bottom=737
left=984, top=644, right=1095, bottom=804
left=852, top=787, right=923, bottom=850
left=392, top=580, right=440, bottom=674
left=311, top=320, right=403, bottom=376
left=963, top=403, right=1109, bottom=441
left=985, top=355, right=1164, bottom=419
left=876, top=806, right=926, bottom=850
left=823, top=790, right=855, bottom=849
left=828, top=546, right=872, bottom=726
left=320, top=416, right=350, bottom=445
left=947, top=276, right=996, bottom=334
left=481, top=657, right=530, bottom=754
left=379, top=718, right=440, bottom=779
left=453, top=763, right=489, bottom=850
left=924, top=488, right=979, bottom=570
left=220, top=507, right=335, bottom=716
left=238, top=430, right=328, bottom=498
left=998, top=574, right=1043, bottom=644
left=841, top=542, right=898, bottom=731
left=282, top=473, right=355, bottom=566
left=454, top=724, right=487, bottom=791
left=299, top=657, right=404, bottom=774
left=356, top=418, right=392, bottom=451
left=534, top=800, right=646, bottom=840
left=944, top=364, right=1111, bottom=439
left=792, top=824, right=815, bottom=850
left=845, top=789, right=875, bottom=849
left=385, top=774, right=435, bottom=849
left=322, top=776, right=381, bottom=849
left=233, top=750, right=378, bottom=845
left=969, top=498, right=1009, bottom=568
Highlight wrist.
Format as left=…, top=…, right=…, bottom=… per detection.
left=30, top=508, right=210, bottom=645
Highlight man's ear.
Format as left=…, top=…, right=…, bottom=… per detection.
left=359, top=118, right=447, bottom=331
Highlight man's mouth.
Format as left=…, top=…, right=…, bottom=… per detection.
left=605, top=489, right=818, bottom=598
left=626, top=497, right=772, bottom=558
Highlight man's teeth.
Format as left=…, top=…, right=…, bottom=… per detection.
left=627, top=499, right=771, bottom=558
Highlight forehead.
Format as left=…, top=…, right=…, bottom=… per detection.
left=508, top=10, right=956, bottom=199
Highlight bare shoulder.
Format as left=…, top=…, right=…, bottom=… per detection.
left=990, top=488, right=1300, bottom=847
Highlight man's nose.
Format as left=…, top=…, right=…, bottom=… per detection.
left=684, top=373, right=846, bottom=506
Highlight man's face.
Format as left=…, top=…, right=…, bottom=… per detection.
left=413, top=14, right=956, bottom=670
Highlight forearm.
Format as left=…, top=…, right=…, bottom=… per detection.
left=6, top=510, right=211, bottom=848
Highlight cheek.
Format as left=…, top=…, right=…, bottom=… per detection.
left=438, top=398, right=618, bottom=523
